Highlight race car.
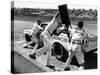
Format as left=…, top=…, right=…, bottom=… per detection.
left=23, top=22, right=97, bottom=63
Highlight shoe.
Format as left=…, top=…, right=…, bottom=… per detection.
left=64, top=67, right=70, bottom=71
left=46, top=65, right=55, bottom=69
left=29, top=53, right=36, bottom=59
left=79, top=66, right=84, bottom=70
left=23, top=44, right=28, bottom=48
left=24, top=46, right=28, bottom=48
left=78, top=63, right=85, bottom=70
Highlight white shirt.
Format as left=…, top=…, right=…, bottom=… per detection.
left=69, top=27, right=86, bottom=42
left=31, top=23, right=42, bottom=35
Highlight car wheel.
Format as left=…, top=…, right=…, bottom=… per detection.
left=52, top=42, right=69, bottom=62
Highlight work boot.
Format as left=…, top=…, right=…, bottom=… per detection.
left=23, top=44, right=28, bottom=48
left=46, top=65, right=55, bottom=69
left=29, top=53, right=36, bottom=59
left=64, top=67, right=70, bottom=71
left=79, top=66, right=84, bottom=70
left=78, top=63, right=85, bottom=70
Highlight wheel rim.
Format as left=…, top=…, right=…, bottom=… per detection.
left=53, top=43, right=63, bottom=59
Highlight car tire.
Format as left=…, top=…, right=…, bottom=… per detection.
left=52, top=42, right=69, bottom=62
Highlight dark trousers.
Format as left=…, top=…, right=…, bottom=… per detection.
left=25, top=33, right=32, bottom=42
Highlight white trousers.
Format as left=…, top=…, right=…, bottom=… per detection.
left=65, top=43, right=84, bottom=68
left=35, top=30, right=51, bottom=65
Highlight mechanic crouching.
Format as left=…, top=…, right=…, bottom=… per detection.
left=23, top=19, right=43, bottom=51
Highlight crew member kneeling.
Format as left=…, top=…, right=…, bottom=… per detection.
left=23, top=19, right=43, bottom=49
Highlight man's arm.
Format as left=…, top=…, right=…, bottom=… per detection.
left=53, top=12, right=59, bottom=19
left=51, top=12, right=59, bottom=22
left=48, top=12, right=59, bottom=25
left=38, top=25, right=43, bottom=30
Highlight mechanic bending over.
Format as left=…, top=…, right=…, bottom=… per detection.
left=23, top=19, right=43, bottom=50
left=64, top=21, right=88, bottom=71
left=29, top=12, right=61, bottom=67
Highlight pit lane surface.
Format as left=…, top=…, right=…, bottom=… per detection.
left=13, top=40, right=97, bottom=73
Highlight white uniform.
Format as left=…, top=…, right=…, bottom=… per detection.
left=31, top=23, right=42, bottom=43
left=65, top=27, right=86, bottom=68
left=41, top=18, right=58, bottom=46
left=31, top=23, right=42, bottom=34
left=71, top=28, right=85, bottom=43
left=35, top=18, right=58, bottom=65
left=23, top=23, right=42, bottom=48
